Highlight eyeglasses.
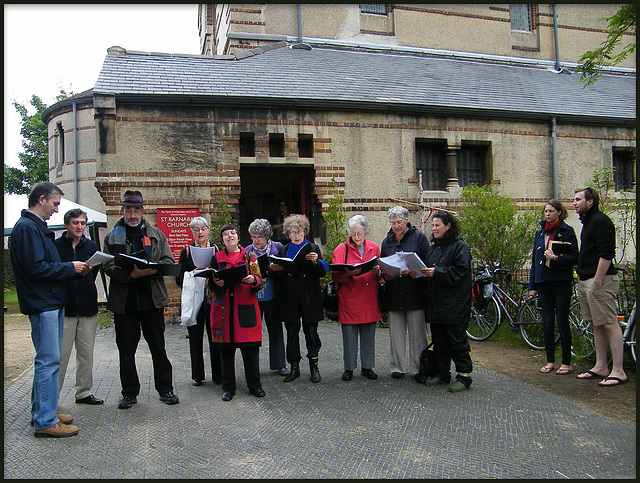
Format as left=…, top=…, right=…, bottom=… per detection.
left=222, top=230, right=237, bottom=237
left=251, top=235, right=265, bottom=240
left=350, top=231, right=366, bottom=238
left=192, top=227, right=208, bottom=233
left=389, top=220, right=405, bottom=226
left=289, top=230, right=304, bottom=237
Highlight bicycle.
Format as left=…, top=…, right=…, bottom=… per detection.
left=467, top=263, right=558, bottom=350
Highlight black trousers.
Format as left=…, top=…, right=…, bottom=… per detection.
left=218, top=346, right=261, bottom=393
left=431, top=322, right=473, bottom=385
left=285, top=318, right=322, bottom=364
left=188, top=302, right=221, bottom=383
left=260, top=298, right=286, bottom=370
left=114, top=308, right=173, bottom=397
left=536, top=280, right=572, bottom=366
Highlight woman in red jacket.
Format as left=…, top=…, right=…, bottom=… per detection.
left=331, top=215, right=382, bottom=381
left=209, top=224, right=264, bottom=402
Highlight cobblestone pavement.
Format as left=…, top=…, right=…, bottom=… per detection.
left=4, top=319, right=636, bottom=479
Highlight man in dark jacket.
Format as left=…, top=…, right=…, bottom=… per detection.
left=55, top=208, right=103, bottom=405
left=573, top=187, right=626, bottom=386
left=10, top=182, right=90, bottom=438
left=103, top=190, right=180, bottom=409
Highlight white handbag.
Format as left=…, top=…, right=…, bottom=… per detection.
left=180, top=270, right=206, bottom=327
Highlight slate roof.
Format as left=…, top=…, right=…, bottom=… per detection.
left=92, top=42, right=635, bottom=126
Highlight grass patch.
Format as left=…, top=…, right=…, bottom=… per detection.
left=4, top=286, right=19, bottom=306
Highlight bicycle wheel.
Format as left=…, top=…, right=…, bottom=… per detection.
left=519, top=298, right=547, bottom=350
left=628, top=320, right=636, bottom=363
left=569, top=301, right=595, bottom=359
left=467, top=296, right=500, bottom=341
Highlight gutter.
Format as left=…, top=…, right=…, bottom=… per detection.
left=73, top=101, right=78, bottom=202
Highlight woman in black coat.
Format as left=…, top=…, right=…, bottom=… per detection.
left=528, top=200, right=578, bottom=376
left=420, top=210, right=473, bottom=392
left=175, top=216, right=221, bottom=386
left=269, top=214, right=329, bottom=384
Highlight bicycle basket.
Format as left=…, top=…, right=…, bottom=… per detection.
left=472, top=274, right=494, bottom=309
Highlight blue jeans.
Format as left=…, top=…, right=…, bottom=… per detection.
left=29, top=308, right=65, bottom=430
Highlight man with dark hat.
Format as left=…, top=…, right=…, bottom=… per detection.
left=102, top=190, right=180, bottom=409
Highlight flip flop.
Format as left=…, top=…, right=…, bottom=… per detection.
left=576, top=370, right=607, bottom=380
left=539, top=365, right=554, bottom=374
left=599, top=376, right=629, bottom=387
left=556, top=367, right=574, bottom=375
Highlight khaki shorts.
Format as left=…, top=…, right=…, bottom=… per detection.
left=577, top=274, right=619, bottom=327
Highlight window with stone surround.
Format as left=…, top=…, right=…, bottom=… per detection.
left=458, top=142, right=490, bottom=187
left=55, top=122, right=65, bottom=176
left=613, top=148, right=636, bottom=191
left=510, top=4, right=532, bottom=32
left=298, top=134, right=314, bottom=158
left=239, top=132, right=255, bottom=157
left=416, top=138, right=447, bottom=191
left=360, top=4, right=388, bottom=15
left=269, top=133, right=285, bottom=157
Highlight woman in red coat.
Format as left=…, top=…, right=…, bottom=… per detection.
left=331, top=215, right=382, bottom=381
left=209, top=224, right=264, bottom=402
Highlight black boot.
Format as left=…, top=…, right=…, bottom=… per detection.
left=283, top=362, right=300, bottom=382
left=309, top=358, right=321, bottom=383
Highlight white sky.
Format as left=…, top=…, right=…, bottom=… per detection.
left=4, top=4, right=199, bottom=169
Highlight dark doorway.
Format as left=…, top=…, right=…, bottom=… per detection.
left=238, top=166, right=315, bottom=247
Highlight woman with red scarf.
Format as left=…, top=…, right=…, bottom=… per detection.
left=528, top=200, right=578, bottom=375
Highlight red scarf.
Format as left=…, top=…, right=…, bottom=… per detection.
left=544, top=219, right=562, bottom=249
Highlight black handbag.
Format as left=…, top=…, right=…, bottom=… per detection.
left=415, top=342, right=436, bottom=383
left=322, top=280, right=339, bottom=312
left=377, top=278, right=387, bottom=313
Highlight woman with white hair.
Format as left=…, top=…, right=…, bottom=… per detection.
left=379, top=206, right=430, bottom=380
left=331, top=214, right=382, bottom=381
left=175, top=216, right=221, bottom=386
left=245, top=218, right=288, bottom=376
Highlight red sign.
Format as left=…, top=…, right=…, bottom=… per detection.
left=156, top=207, right=200, bottom=262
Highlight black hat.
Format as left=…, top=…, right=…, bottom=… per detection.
left=118, top=190, right=146, bottom=206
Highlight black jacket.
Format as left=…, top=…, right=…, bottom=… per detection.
left=424, top=237, right=472, bottom=325
left=379, top=223, right=430, bottom=311
left=576, top=206, right=617, bottom=281
left=270, top=241, right=327, bottom=324
left=54, top=232, right=99, bottom=317
left=528, top=220, right=578, bottom=290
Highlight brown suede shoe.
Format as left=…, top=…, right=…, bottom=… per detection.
left=30, top=413, right=74, bottom=427
left=34, top=422, right=79, bottom=438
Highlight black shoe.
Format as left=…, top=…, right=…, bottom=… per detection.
left=342, top=370, right=353, bottom=381
left=250, top=387, right=266, bottom=398
left=118, top=395, right=137, bottom=409
left=309, top=360, right=321, bottom=383
left=192, top=379, right=202, bottom=386
left=159, top=391, right=179, bottom=405
left=222, top=391, right=234, bottom=401
left=75, top=394, right=104, bottom=405
left=284, top=363, right=300, bottom=383
left=361, top=369, right=378, bottom=380
left=391, top=372, right=405, bottom=379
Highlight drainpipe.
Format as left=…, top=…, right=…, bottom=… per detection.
left=551, top=117, right=558, bottom=200
left=291, top=4, right=312, bottom=50
left=552, top=5, right=561, bottom=71
left=73, top=100, right=78, bottom=202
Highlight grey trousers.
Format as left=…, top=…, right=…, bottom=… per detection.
left=388, top=309, right=428, bottom=375
left=341, top=322, right=376, bottom=371
left=58, top=314, right=98, bottom=400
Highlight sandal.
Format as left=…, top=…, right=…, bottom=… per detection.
left=539, top=364, right=554, bottom=374
left=556, top=366, right=573, bottom=375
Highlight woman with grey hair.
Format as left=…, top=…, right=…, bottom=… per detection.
left=270, top=214, right=330, bottom=383
left=245, top=218, right=288, bottom=376
left=176, top=216, right=221, bottom=386
left=331, top=214, right=382, bottom=381
left=379, top=206, right=430, bottom=380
